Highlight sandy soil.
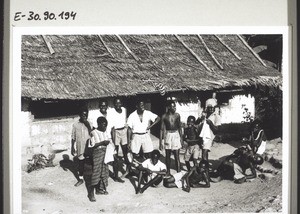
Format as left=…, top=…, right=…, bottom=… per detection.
left=22, top=138, right=282, bottom=214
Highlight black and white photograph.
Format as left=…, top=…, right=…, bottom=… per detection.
left=12, top=29, right=289, bottom=214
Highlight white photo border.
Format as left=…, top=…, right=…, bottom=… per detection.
left=12, top=26, right=290, bottom=214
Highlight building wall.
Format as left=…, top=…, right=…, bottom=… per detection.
left=21, top=111, right=78, bottom=168
left=220, top=94, right=255, bottom=124
left=175, top=94, right=255, bottom=125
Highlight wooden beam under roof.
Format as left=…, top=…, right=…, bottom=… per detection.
left=174, top=35, right=211, bottom=72
left=116, top=35, right=139, bottom=61
left=237, top=34, right=267, bottom=67
left=197, top=35, right=224, bottom=70
left=214, top=35, right=242, bottom=60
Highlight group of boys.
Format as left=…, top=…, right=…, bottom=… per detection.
left=70, top=97, right=265, bottom=201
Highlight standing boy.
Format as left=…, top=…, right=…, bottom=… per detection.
left=198, top=104, right=221, bottom=161
left=89, top=100, right=109, bottom=130
left=127, top=100, right=160, bottom=161
left=160, top=101, right=183, bottom=176
left=71, top=108, right=92, bottom=187
left=110, top=98, right=129, bottom=183
left=85, top=117, right=111, bottom=202
left=183, top=116, right=201, bottom=171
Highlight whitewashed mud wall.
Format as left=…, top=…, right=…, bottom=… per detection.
left=175, top=94, right=255, bottom=125
left=21, top=111, right=78, bottom=161
left=220, top=95, right=255, bottom=123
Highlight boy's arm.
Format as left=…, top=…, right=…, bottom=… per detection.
left=206, top=119, right=218, bottom=134
left=192, top=172, right=210, bottom=188
left=151, top=169, right=167, bottom=175
left=93, top=140, right=110, bottom=148
left=127, top=126, right=133, bottom=150
left=71, top=139, right=76, bottom=156
left=148, top=115, right=161, bottom=130
left=159, top=115, right=166, bottom=150
left=245, top=162, right=257, bottom=179
left=138, top=164, right=151, bottom=173
left=183, top=128, right=187, bottom=141
left=111, top=127, right=116, bottom=145
left=182, top=167, right=196, bottom=192
left=177, top=114, right=183, bottom=146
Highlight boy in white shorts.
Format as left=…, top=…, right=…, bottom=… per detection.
left=127, top=100, right=160, bottom=162
left=160, top=101, right=183, bottom=176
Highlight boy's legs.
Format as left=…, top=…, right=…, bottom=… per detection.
left=84, top=175, right=96, bottom=202
left=74, top=156, right=84, bottom=186
left=140, top=174, right=163, bottom=193
left=172, top=149, right=181, bottom=173
left=121, top=144, right=132, bottom=174
left=165, top=149, right=172, bottom=176
left=112, top=145, right=125, bottom=183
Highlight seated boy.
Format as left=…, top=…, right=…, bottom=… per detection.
left=163, top=159, right=210, bottom=192
left=183, top=116, right=202, bottom=171
left=136, top=150, right=167, bottom=194
left=212, top=146, right=264, bottom=184
left=246, top=119, right=267, bottom=155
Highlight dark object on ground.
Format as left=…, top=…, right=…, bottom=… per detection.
left=27, top=153, right=56, bottom=173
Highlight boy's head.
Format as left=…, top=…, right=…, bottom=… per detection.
left=79, top=107, right=89, bottom=121
left=167, top=101, right=176, bottom=113
left=151, top=150, right=161, bottom=165
left=198, top=159, right=209, bottom=173
left=206, top=105, right=215, bottom=116
left=136, top=100, right=145, bottom=112
left=97, top=116, right=108, bottom=131
left=114, top=98, right=122, bottom=110
left=251, top=119, right=263, bottom=132
left=187, top=116, right=196, bottom=127
left=99, top=100, right=108, bottom=114
left=253, top=154, right=264, bottom=165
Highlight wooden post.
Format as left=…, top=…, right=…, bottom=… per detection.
left=237, top=34, right=267, bottom=67
left=197, top=35, right=224, bottom=70
left=214, top=35, right=242, bottom=60
left=98, top=35, right=115, bottom=58
left=174, top=35, right=211, bottom=71
left=42, top=35, right=55, bottom=54
left=116, top=35, right=139, bottom=61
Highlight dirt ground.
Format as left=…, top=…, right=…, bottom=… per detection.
left=22, top=137, right=283, bottom=214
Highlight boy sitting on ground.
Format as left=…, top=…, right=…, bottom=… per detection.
left=183, top=116, right=202, bottom=171
left=163, top=159, right=210, bottom=192
left=212, top=146, right=264, bottom=184
left=136, top=150, right=166, bottom=194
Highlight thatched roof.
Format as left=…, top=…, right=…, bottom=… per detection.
left=21, top=35, right=281, bottom=100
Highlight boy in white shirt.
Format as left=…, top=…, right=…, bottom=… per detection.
left=127, top=100, right=160, bottom=160
left=136, top=150, right=166, bottom=194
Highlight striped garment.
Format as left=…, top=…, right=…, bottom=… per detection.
left=91, top=147, right=109, bottom=188
left=89, top=129, right=110, bottom=189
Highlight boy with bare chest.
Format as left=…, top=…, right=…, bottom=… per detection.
left=160, top=101, right=183, bottom=176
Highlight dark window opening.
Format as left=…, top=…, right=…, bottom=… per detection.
left=28, top=99, right=86, bottom=119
